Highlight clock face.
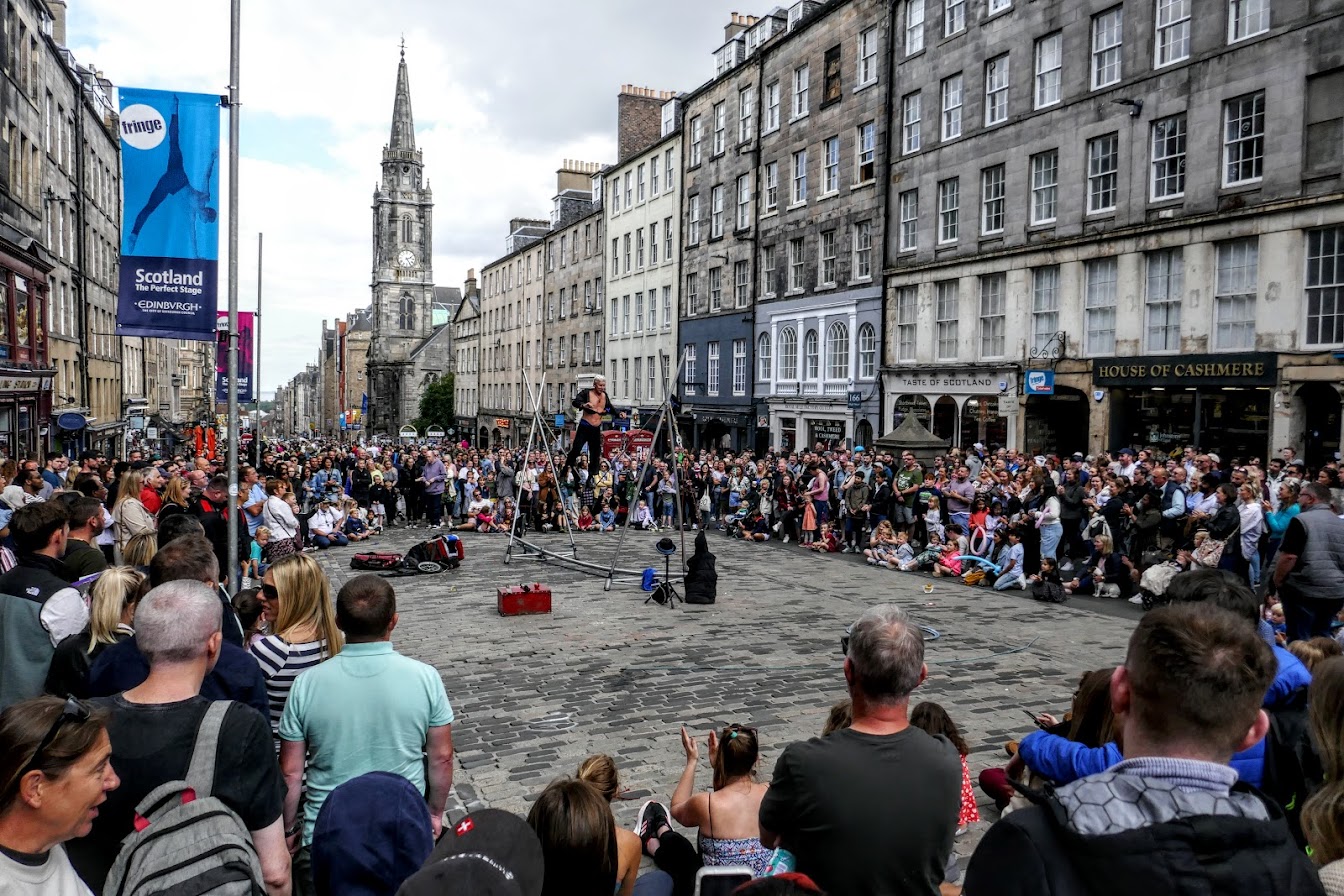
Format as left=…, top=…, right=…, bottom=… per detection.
left=397, top=250, right=417, bottom=268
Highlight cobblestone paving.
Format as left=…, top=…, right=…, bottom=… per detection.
left=314, top=525, right=1143, bottom=863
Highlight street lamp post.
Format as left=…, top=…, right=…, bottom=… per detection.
left=224, top=0, right=242, bottom=595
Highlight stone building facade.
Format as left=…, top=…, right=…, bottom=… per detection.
left=754, top=0, right=888, bottom=452
left=452, top=290, right=479, bottom=442
left=540, top=183, right=605, bottom=445
left=604, top=88, right=681, bottom=423
left=678, top=12, right=773, bottom=452
left=41, top=2, right=124, bottom=455
left=883, top=0, right=1344, bottom=463
left=477, top=218, right=549, bottom=445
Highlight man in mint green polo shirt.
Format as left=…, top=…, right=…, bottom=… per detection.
left=279, top=575, right=454, bottom=895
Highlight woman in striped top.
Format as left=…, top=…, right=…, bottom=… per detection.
left=251, top=553, right=343, bottom=736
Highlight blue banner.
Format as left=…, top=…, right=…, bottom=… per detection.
left=116, top=88, right=220, bottom=341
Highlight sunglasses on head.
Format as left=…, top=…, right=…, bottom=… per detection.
left=5, top=696, right=92, bottom=797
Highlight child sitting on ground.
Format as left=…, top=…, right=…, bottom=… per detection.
left=932, top=524, right=968, bottom=577
left=741, top=512, right=771, bottom=541
left=881, top=531, right=917, bottom=570
left=597, top=505, right=617, bottom=532
left=803, top=521, right=840, bottom=552
left=903, top=528, right=945, bottom=572
left=863, top=520, right=899, bottom=565
left=342, top=501, right=372, bottom=542
left=1028, top=556, right=1067, bottom=603
left=1268, top=602, right=1287, bottom=644
left=576, top=506, right=596, bottom=531
left=632, top=499, right=656, bottom=530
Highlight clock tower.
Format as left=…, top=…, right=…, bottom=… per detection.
left=367, top=46, right=436, bottom=433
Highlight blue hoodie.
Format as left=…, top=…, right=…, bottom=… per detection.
left=1017, top=646, right=1311, bottom=788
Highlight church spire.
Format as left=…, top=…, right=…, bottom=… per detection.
left=389, top=45, right=415, bottom=151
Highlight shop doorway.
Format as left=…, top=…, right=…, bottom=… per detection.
left=1300, top=382, right=1342, bottom=468
left=1025, top=387, right=1090, bottom=456
left=932, top=396, right=958, bottom=444
left=477, top=426, right=488, bottom=447
left=855, top=419, right=874, bottom=450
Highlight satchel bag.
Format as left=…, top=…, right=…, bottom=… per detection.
left=264, top=535, right=300, bottom=562
left=1192, top=537, right=1227, bottom=568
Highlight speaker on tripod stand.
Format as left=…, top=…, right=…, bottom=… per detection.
left=647, top=537, right=682, bottom=608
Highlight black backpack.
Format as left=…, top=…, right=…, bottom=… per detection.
left=1259, top=686, right=1323, bottom=848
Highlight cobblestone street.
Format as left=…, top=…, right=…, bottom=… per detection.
left=315, top=526, right=1143, bottom=861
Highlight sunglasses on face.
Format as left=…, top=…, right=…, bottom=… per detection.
left=261, top=583, right=279, bottom=600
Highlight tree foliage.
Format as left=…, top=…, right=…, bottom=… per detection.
left=413, top=374, right=455, bottom=432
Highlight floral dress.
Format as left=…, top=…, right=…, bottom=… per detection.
left=958, top=754, right=980, bottom=826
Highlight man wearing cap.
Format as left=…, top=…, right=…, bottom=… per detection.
left=280, top=575, right=454, bottom=893
left=1115, top=447, right=1138, bottom=480
left=1268, top=482, right=1344, bottom=641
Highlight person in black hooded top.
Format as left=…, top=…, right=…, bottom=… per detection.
left=684, top=529, right=717, bottom=605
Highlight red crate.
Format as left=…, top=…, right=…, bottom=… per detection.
left=497, top=583, right=552, bottom=616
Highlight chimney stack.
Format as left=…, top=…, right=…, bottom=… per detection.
left=616, top=84, right=676, bottom=164
left=45, top=0, right=67, bottom=46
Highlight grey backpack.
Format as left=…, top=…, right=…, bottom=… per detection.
left=105, top=702, right=267, bottom=896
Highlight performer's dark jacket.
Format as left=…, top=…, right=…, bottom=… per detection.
left=570, top=389, right=623, bottom=423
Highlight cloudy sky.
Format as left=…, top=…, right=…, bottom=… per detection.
left=68, top=0, right=741, bottom=395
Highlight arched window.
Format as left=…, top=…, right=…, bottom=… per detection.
left=778, top=327, right=798, bottom=379
left=858, top=323, right=877, bottom=378
left=398, top=294, right=415, bottom=331
left=825, top=321, right=849, bottom=380
left=757, top=332, right=772, bottom=380
left=804, top=329, right=819, bottom=379
left=402, top=215, right=413, bottom=243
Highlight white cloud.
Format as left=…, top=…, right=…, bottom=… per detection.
left=68, top=0, right=738, bottom=393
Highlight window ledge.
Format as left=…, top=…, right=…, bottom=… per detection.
left=817, top=190, right=840, bottom=203
left=789, top=113, right=810, bottom=124
left=786, top=201, right=808, bottom=211
left=853, top=80, right=877, bottom=94
left=784, top=288, right=805, bottom=297
left=762, top=208, right=780, bottom=219
left=851, top=180, right=876, bottom=191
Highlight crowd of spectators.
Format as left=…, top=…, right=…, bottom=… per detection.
left=2, top=436, right=1344, bottom=894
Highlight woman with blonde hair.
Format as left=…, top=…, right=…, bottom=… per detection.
left=1304, top=656, right=1344, bottom=894
left=576, top=755, right=641, bottom=896
left=44, top=567, right=146, bottom=698
left=155, top=475, right=190, bottom=521
left=251, top=553, right=342, bottom=736
left=120, top=531, right=157, bottom=568
left=111, top=469, right=155, bottom=559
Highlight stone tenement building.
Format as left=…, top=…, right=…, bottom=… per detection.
left=452, top=286, right=480, bottom=440
left=678, top=11, right=773, bottom=453
left=478, top=217, right=550, bottom=444
left=882, top=0, right=1344, bottom=465
left=753, top=0, right=888, bottom=452
left=540, top=164, right=606, bottom=444
left=603, top=86, right=682, bottom=422
left=365, top=49, right=452, bottom=435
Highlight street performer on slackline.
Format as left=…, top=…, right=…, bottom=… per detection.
left=564, top=375, right=627, bottom=481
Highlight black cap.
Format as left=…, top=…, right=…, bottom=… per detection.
left=400, top=809, right=543, bottom=896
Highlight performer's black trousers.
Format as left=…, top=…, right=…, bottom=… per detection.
left=565, top=421, right=602, bottom=472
